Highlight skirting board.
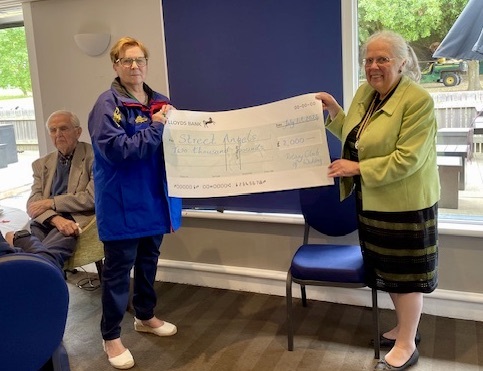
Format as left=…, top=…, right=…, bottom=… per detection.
left=81, top=259, right=483, bottom=322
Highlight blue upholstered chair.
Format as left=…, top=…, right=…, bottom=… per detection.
left=0, top=253, right=70, bottom=370
left=286, top=179, right=380, bottom=358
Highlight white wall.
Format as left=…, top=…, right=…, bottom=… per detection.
left=23, top=0, right=168, bottom=153
left=21, top=0, right=483, bottom=322
left=158, top=215, right=483, bottom=321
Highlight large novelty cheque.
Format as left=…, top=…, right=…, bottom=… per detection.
left=163, top=93, right=333, bottom=198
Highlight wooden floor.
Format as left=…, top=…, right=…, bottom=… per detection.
left=63, top=272, right=483, bottom=371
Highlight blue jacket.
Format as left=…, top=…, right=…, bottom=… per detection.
left=88, top=78, right=182, bottom=241
left=327, top=76, right=440, bottom=212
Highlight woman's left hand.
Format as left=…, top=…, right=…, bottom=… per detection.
left=328, top=159, right=360, bottom=178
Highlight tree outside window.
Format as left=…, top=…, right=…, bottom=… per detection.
left=0, top=27, right=31, bottom=95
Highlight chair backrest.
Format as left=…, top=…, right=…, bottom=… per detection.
left=0, top=253, right=69, bottom=370
left=64, top=216, right=104, bottom=270
left=299, top=176, right=357, bottom=237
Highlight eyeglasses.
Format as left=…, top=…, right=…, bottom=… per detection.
left=115, top=57, right=148, bottom=68
left=48, top=125, right=77, bottom=135
left=362, top=57, right=396, bottom=67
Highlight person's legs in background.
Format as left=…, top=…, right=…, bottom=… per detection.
left=30, top=220, right=52, bottom=241
left=38, top=228, right=77, bottom=266
left=9, top=231, right=75, bottom=271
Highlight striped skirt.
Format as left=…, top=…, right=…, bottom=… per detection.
left=356, top=189, right=439, bottom=294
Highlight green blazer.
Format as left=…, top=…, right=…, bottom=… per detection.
left=326, top=76, right=440, bottom=212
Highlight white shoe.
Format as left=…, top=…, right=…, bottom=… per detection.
left=134, top=317, right=177, bottom=336
left=103, top=340, right=135, bottom=369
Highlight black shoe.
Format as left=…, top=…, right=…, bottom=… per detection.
left=373, top=332, right=421, bottom=348
left=374, top=349, right=419, bottom=370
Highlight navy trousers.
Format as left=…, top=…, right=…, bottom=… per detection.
left=101, top=234, right=164, bottom=340
left=1, top=232, right=71, bottom=272
left=29, top=221, right=77, bottom=270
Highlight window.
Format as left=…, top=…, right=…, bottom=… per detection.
left=351, top=0, right=483, bottom=223
left=0, top=9, right=38, bottom=209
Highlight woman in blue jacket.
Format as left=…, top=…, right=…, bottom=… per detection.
left=88, top=37, right=181, bottom=370
left=317, top=31, right=440, bottom=371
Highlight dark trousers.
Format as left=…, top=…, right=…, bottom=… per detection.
left=2, top=232, right=72, bottom=272
left=100, top=234, right=164, bottom=340
left=29, top=221, right=77, bottom=270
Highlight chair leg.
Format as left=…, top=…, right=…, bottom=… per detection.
left=286, top=270, right=294, bottom=351
left=95, top=260, right=103, bottom=283
left=63, top=268, right=78, bottom=280
left=301, top=285, right=307, bottom=307
left=372, top=288, right=380, bottom=359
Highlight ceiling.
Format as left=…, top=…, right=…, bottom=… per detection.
left=0, top=0, right=34, bottom=9
left=0, top=0, right=21, bottom=9
left=0, top=1, right=58, bottom=26
left=0, top=1, right=23, bottom=26
left=0, top=0, right=47, bottom=9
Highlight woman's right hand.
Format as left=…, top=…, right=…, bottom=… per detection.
left=315, top=92, right=342, bottom=120
left=328, top=158, right=360, bottom=178
left=152, top=104, right=175, bottom=125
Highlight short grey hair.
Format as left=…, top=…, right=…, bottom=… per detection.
left=45, top=110, right=81, bottom=129
left=361, top=30, right=421, bottom=82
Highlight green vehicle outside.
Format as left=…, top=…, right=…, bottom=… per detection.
left=420, top=59, right=468, bottom=86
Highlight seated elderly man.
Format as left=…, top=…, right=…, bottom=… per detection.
left=27, top=110, right=94, bottom=264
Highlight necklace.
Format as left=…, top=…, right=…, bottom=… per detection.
left=354, top=83, right=399, bottom=150
left=355, top=94, right=384, bottom=149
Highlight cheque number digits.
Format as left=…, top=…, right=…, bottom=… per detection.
left=293, top=102, right=316, bottom=110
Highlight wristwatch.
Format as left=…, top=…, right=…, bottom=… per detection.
left=13, top=229, right=31, bottom=243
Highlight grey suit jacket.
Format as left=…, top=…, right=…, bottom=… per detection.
left=27, top=141, right=95, bottom=229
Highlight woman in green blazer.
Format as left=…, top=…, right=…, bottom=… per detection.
left=317, top=31, right=440, bottom=371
